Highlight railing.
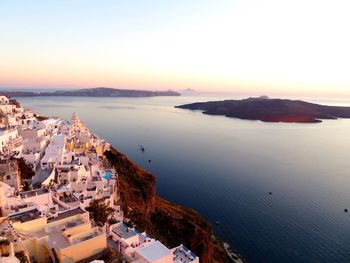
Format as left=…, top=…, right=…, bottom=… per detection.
left=9, top=137, right=23, bottom=147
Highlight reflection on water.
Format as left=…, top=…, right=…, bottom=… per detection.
left=19, top=95, right=350, bottom=263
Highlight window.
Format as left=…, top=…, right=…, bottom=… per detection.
left=6, top=175, right=11, bottom=180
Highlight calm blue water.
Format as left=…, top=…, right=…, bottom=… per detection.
left=18, top=95, right=350, bottom=263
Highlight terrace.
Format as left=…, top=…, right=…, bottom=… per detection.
left=71, top=228, right=103, bottom=244
left=8, top=137, right=23, bottom=149
left=172, top=245, right=199, bottom=263
left=135, top=241, right=171, bottom=262
left=10, top=209, right=41, bottom=223
left=91, top=176, right=102, bottom=182
left=112, top=223, right=139, bottom=239
left=86, top=184, right=97, bottom=192
left=57, top=194, right=80, bottom=208
left=60, top=195, right=79, bottom=204
left=8, top=202, right=36, bottom=215
left=46, top=218, right=87, bottom=249
left=48, top=208, right=85, bottom=223
left=20, top=188, right=48, bottom=198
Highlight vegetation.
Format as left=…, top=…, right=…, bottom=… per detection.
left=18, top=158, right=35, bottom=181
left=86, top=199, right=115, bottom=225
left=99, top=248, right=124, bottom=263
left=17, top=158, right=35, bottom=191
left=105, top=149, right=153, bottom=201
left=22, top=179, right=32, bottom=192
left=15, top=251, right=30, bottom=263
left=150, top=205, right=195, bottom=247
left=0, top=239, right=10, bottom=257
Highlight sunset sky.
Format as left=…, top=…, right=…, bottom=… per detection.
left=1, top=0, right=350, bottom=97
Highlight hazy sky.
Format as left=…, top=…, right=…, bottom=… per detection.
left=1, top=0, right=350, bottom=97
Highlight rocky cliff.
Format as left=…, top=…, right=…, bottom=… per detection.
left=105, top=148, right=232, bottom=263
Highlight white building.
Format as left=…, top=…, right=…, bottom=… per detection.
left=41, top=118, right=60, bottom=135
left=20, top=188, right=53, bottom=210
left=40, top=134, right=66, bottom=170
left=0, top=158, right=20, bottom=191
left=58, top=119, right=71, bottom=136
left=133, top=241, right=173, bottom=263
left=0, top=96, right=10, bottom=105
left=0, top=96, right=15, bottom=114
left=18, top=120, right=47, bottom=141
left=0, top=129, right=23, bottom=155
left=20, top=122, right=48, bottom=169
left=171, top=245, right=200, bottom=263
left=0, top=181, right=15, bottom=215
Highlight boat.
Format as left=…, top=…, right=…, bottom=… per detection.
left=138, top=145, right=145, bottom=152
left=223, top=242, right=245, bottom=263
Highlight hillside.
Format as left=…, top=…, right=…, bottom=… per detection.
left=0, top=87, right=181, bottom=97
left=105, top=148, right=233, bottom=263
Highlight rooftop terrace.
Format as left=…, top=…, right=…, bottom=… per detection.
left=48, top=208, right=85, bottom=223
left=173, top=245, right=198, bottom=263
left=47, top=220, right=86, bottom=249
left=10, top=209, right=41, bottom=223
left=60, top=195, right=79, bottom=204
left=112, top=223, right=139, bottom=239
left=136, top=241, right=170, bottom=262
left=20, top=188, right=49, bottom=198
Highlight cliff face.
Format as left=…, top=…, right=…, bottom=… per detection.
left=105, top=148, right=232, bottom=263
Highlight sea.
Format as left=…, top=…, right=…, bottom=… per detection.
left=18, top=95, right=350, bottom=263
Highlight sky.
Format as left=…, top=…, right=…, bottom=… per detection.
left=1, top=0, right=350, bottom=97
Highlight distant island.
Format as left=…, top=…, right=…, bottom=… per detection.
left=0, top=87, right=181, bottom=97
left=181, top=88, right=196, bottom=92
left=176, top=96, right=350, bottom=123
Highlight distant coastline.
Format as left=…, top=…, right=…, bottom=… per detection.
left=0, top=87, right=181, bottom=98
left=176, top=96, right=350, bottom=123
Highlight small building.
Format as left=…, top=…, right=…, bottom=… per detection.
left=0, top=158, right=20, bottom=191
left=0, top=111, right=9, bottom=129
left=41, top=134, right=66, bottom=170
left=20, top=188, right=53, bottom=212
left=0, top=181, right=16, bottom=215
left=10, top=208, right=107, bottom=263
left=110, top=222, right=140, bottom=249
left=171, top=245, right=199, bottom=263
left=133, top=241, right=173, bottom=263
left=0, top=96, right=10, bottom=105
left=0, top=129, right=23, bottom=155
left=0, top=96, right=16, bottom=114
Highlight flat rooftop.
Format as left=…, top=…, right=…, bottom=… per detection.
left=10, top=209, right=41, bottom=223
left=136, top=241, right=170, bottom=261
left=173, top=245, right=198, bottom=263
left=32, top=216, right=85, bottom=239
left=112, top=223, right=139, bottom=239
left=60, top=195, right=79, bottom=204
left=91, top=176, right=102, bottom=181
left=48, top=208, right=85, bottom=223
left=75, top=229, right=101, bottom=244
left=20, top=188, right=49, bottom=198
left=47, top=222, right=82, bottom=249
